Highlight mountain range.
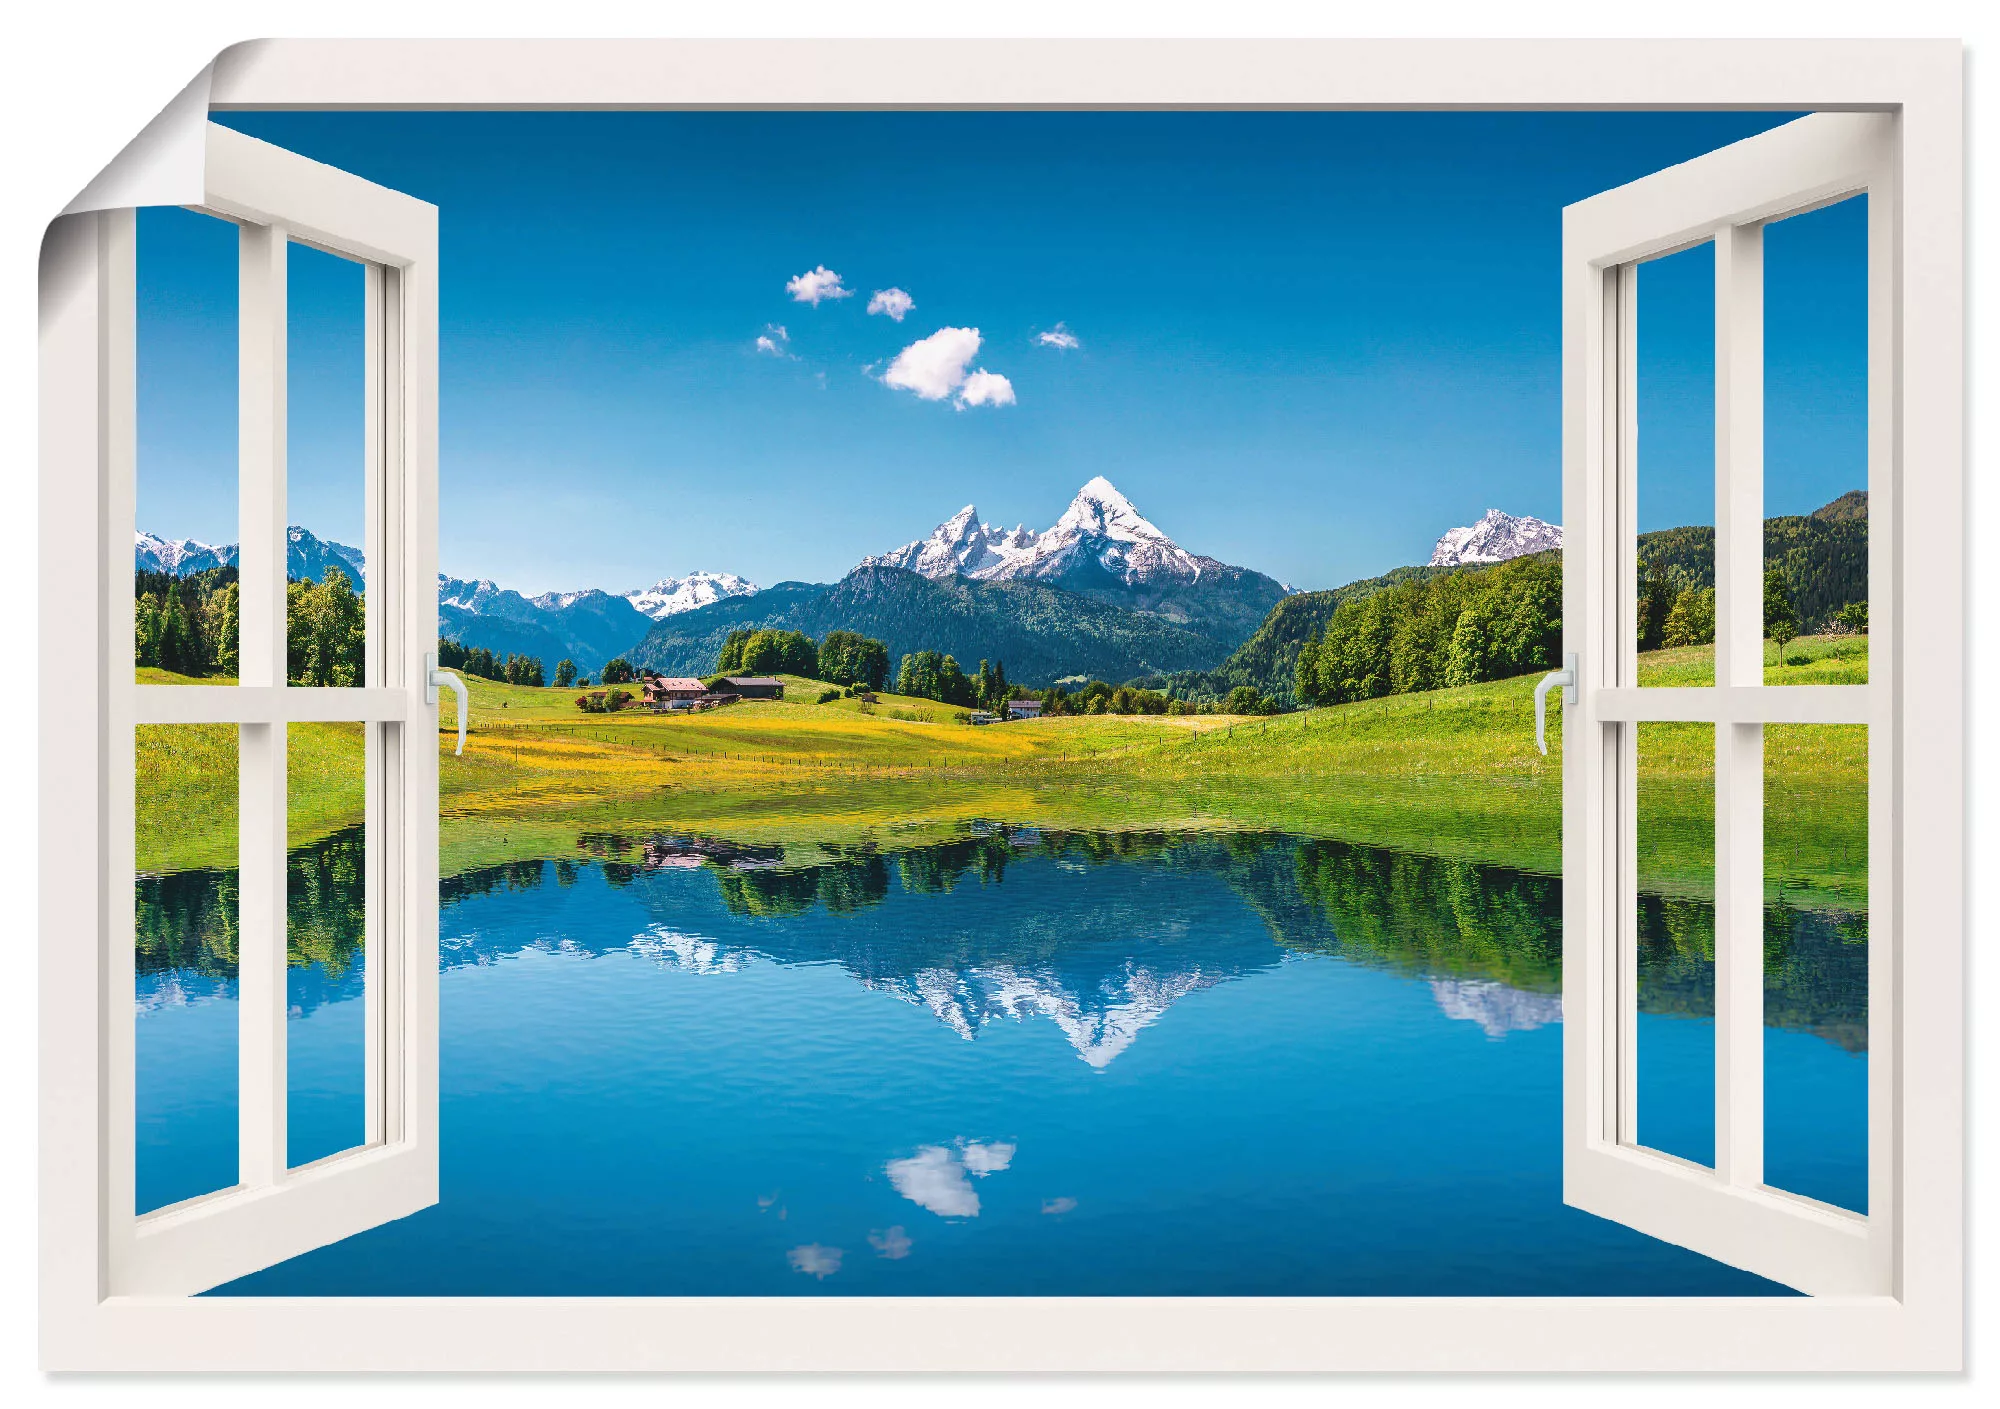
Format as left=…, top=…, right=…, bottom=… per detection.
left=138, top=488, right=1578, bottom=688
left=631, top=478, right=1295, bottom=682
left=858, top=476, right=1290, bottom=646
left=136, top=526, right=368, bottom=584
left=136, top=527, right=763, bottom=677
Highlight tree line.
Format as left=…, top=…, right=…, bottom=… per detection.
left=137, top=564, right=368, bottom=687
left=437, top=637, right=546, bottom=687
left=1035, top=679, right=1275, bottom=716
left=894, top=651, right=1027, bottom=713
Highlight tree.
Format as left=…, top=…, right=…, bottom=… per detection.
left=821, top=629, right=888, bottom=688
left=1662, top=584, right=1716, bottom=648
left=554, top=658, right=577, bottom=689
left=1225, top=684, right=1264, bottom=716
left=207, top=581, right=239, bottom=677
left=1764, top=566, right=1799, bottom=652
left=1444, top=605, right=1489, bottom=689
left=287, top=565, right=365, bottom=687
left=714, top=629, right=752, bottom=675
left=1834, top=600, right=1869, bottom=635
left=601, top=656, right=636, bottom=685
left=1636, top=572, right=1674, bottom=652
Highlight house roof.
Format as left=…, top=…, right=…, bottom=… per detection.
left=722, top=676, right=784, bottom=687
left=650, top=677, right=706, bottom=691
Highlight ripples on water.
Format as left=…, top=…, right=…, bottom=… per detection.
left=131, top=824, right=1866, bottom=1296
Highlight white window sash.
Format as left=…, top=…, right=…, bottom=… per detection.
left=1560, top=112, right=1897, bottom=1298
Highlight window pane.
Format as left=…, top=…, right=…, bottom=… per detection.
left=136, top=206, right=238, bottom=684
left=1634, top=242, right=1716, bottom=686
left=135, top=723, right=239, bottom=1213
left=1763, top=723, right=1868, bottom=1213
left=285, top=241, right=369, bottom=686
left=287, top=721, right=371, bottom=1167
left=1633, top=720, right=1715, bottom=1166
left=1763, top=196, right=1871, bottom=683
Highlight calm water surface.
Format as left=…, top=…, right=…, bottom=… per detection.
left=133, top=826, right=1867, bottom=1295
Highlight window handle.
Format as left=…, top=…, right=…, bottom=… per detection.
left=1534, top=652, right=1578, bottom=757
left=425, top=652, right=468, bottom=756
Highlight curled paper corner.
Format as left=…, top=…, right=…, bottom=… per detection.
left=59, top=59, right=216, bottom=217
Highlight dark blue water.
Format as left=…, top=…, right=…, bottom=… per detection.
left=133, top=827, right=1867, bottom=1295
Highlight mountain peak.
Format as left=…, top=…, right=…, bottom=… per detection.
left=623, top=570, right=761, bottom=621
left=1429, top=509, right=1563, bottom=568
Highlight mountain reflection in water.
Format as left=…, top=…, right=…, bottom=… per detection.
left=133, top=824, right=1867, bottom=1296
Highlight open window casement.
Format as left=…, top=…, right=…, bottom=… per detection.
left=1559, top=113, right=1896, bottom=1297
left=47, top=122, right=441, bottom=1300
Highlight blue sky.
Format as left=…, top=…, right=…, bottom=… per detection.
left=136, top=111, right=1867, bottom=596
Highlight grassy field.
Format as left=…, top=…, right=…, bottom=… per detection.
left=134, top=638, right=1868, bottom=909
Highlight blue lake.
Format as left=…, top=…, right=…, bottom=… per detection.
left=132, top=827, right=1867, bottom=1295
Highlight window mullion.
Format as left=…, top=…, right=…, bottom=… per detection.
left=1713, top=220, right=1766, bottom=1189
left=236, top=220, right=289, bottom=1189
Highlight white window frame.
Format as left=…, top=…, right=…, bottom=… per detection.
left=43, top=124, right=443, bottom=1306
left=38, top=38, right=1963, bottom=1371
left=1560, top=112, right=1898, bottom=1299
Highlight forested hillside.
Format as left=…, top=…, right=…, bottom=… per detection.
left=1637, top=493, right=1868, bottom=634
left=1158, top=562, right=1477, bottom=707
left=1227, top=491, right=1868, bottom=706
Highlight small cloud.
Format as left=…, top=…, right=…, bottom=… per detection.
left=1041, top=1196, right=1078, bottom=1216
left=1036, top=322, right=1080, bottom=351
left=787, top=1243, right=843, bottom=1279
left=754, top=324, right=795, bottom=358
left=880, top=327, right=1016, bottom=410
left=867, top=287, right=915, bottom=321
left=868, top=1226, right=913, bottom=1260
left=786, top=265, right=851, bottom=305
left=959, top=1140, right=1016, bottom=1175
left=956, top=370, right=1016, bottom=410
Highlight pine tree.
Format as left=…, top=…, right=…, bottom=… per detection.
left=1764, top=567, right=1799, bottom=652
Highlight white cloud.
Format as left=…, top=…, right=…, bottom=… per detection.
left=787, top=1243, right=843, bottom=1279
left=868, top=1226, right=913, bottom=1260
left=886, top=1146, right=980, bottom=1217
left=754, top=324, right=794, bottom=358
left=881, top=327, right=1016, bottom=410
left=885, top=1140, right=1017, bottom=1218
left=959, top=1140, right=1016, bottom=1175
left=1036, top=322, right=1081, bottom=351
left=1041, top=1196, right=1078, bottom=1216
left=956, top=370, right=1016, bottom=409
left=786, top=265, right=851, bottom=305
left=867, top=287, right=915, bottom=321
left=882, top=326, right=982, bottom=401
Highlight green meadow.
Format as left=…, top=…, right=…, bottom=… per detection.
left=134, top=635, right=1869, bottom=912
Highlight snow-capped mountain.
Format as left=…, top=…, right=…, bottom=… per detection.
left=136, top=526, right=366, bottom=583
left=860, top=475, right=1214, bottom=589
left=1428, top=978, right=1564, bottom=1038
left=853, top=476, right=1289, bottom=648
left=623, top=571, right=760, bottom=621
left=1428, top=509, right=1563, bottom=568
left=864, top=958, right=1229, bottom=1069
left=135, top=531, right=233, bottom=576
